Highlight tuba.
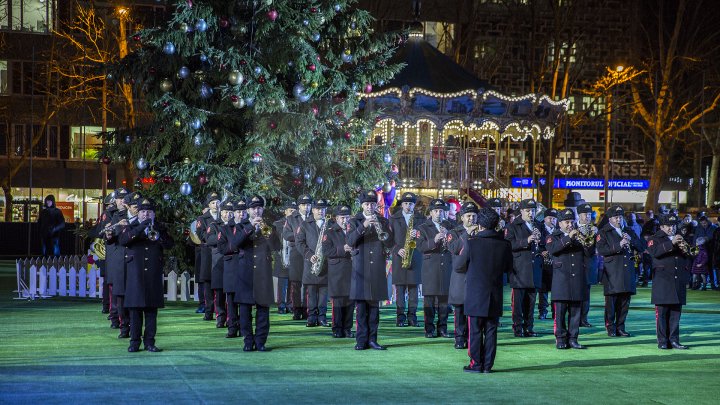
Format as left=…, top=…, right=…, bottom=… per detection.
left=311, top=214, right=332, bottom=276
left=401, top=214, right=416, bottom=269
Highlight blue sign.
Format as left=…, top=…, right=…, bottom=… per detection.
left=511, top=178, right=649, bottom=190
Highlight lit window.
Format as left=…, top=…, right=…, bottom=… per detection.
left=6, top=0, right=55, bottom=33
left=0, top=61, right=7, bottom=94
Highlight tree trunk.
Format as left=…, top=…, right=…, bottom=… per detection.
left=2, top=183, right=12, bottom=222
left=645, top=140, right=669, bottom=211
left=694, top=145, right=703, bottom=207
left=708, top=153, right=720, bottom=207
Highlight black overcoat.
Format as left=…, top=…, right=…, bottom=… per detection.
left=282, top=212, right=306, bottom=282
left=206, top=218, right=231, bottom=290
left=447, top=226, right=469, bottom=305
left=194, top=211, right=216, bottom=282
left=296, top=216, right=329, bottom=285
left=105, top=209, right=129, bottom=295
left=229, top=220, right=279, bottom=306
left=546, top=230, right=592, bottom=301
left=596, top=224, right=644, bottom=295
left=417, top=221, right=452, bottom=296
left=321, top=223, right=352, bottom=297
left=648, top=230, right=691, bottom=305
left=505, top=217, right=542, bottom=289
left=388, top=210, right=425, bottom=285
left=218, top=220, right=249, bottom=295
left=347, top=212, right=393, bottom=301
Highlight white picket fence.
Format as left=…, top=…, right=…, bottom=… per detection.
left=15, top=255, right=200, bottom=302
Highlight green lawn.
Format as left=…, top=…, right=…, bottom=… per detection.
left=0, top=260, right=719, bottom=404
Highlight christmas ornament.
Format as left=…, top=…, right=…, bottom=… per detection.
left=174, top=120, right=182, bottom=127
left=191, top=118, right=202, bottom=130
left=341, top=52, right=353, bottom=63
left=228, top=70, right=244, bottom=86
left=312, top=33, right=321, bottom=42
left=178, top=66, right=190, bottom=79
left=312, top=105, right=319, bottom=116
left=162, top=175, right=172, bottom=184
left=310, top=7, right=318, bottom=13
left=293, top=178, right=302, bottom=186
left=219, top=17, right=229, bottom=28
left=258, top=76, right=266, bottom=84
left=253, top=66, right=262, bottom=75
left=195, top=19, right=207, bottom=32
left=308, top=64, right=316, bottom=72
left=326, top=139, right=333, bottom=147
left=163, top=193, right=171, bottom=201
left=269, top=122, right=277, bottom=129
left=334, top=4, right=342, bottom=12
left=183, top=157, right=191, bottom=164
left=232, top=97, right=245, bottom=109
left=302, top=19, right=309, bottom=26
left=186, top=0, right=193, bottom=8
left=245, top=97, right=255, bottom=107
left=136, top=157, right=148, bottom=170
left=298, top=93, right=311, bottom=103
left=382, top=182, right=392, bottom=193
left=344, top=132, right=351, bottom=140
left=183, top=228, right=191, bottom=237
left=198, top=173, right=208, bottom=185
left=251, top=152, right=263, bottom=163
left=364, top=84, right=373, bottom=93
left=162, top=42, right=176, bottom=55
left=160, top=78, right=173, bottom=92
left=199, top=83, right=213, bottom=99
left=101, top=156, right=111, bottom=165
left=132, top=34, right=141, bottom=42
left=199, top=54, right=208, bottom=62
left=267, top=9, right=278, bottom=21
left=383, top=153, right=392, bottom=164
left=124, top=135, right=132, bottom=144
left=180, top=182, right=192, bottom=195
left=292, top=166, right=301, bottom=177
left=316, top=176, right=324, bottom=184
left=149, top=169, right=157, bottom=177
left=194, top=135, right=202, bottom=146
left=303, top=172, right=311, bottom=180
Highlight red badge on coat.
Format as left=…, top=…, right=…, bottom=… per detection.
left=447, top=234, right=453, bottom=242
left=596, top=234, right=601, bottom=242
left=546, top=236, right=553, bottom=244
left=323, top=235, right=327, bottom=242
left=647, top=240, right=654, bottom=247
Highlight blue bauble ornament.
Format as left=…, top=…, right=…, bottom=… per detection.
left=136, top=157, right=148, bottom=170
left=312, top=33, right=321, bottom=42
left=292, top=166, right=301, bottom=177
left=193, top=135, right=202, bottom=146
left=199, top=53, right=208, bottom=62
left=293, top=83, right=306, bottom=98
left=163, top=42, right=175, bottom=55
left=124, top=135, right=132, bottom=144
left=334, top=4, right=341, bottom=12
left=195, top=18, right=207, bottom=32
left=303, top=19, right=309, bottom=26
left=253, top=66, right=262, bottom=75
left=178, top=66, right=190, bottom=79
left=191, top=118, right=202, bottom=130
left=180, top=182, right=192, bottom=196
left=341, top=53, right=353, bottom=63
left=298, top=93, right=311, bottom=103
left=163, top=193, right=171, bottom=201
left=244, top=97, right=255, bottom=107
left=199, top=83, right=213, bottom=99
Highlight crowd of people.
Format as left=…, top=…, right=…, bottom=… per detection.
left=89, top=187, right=711, bottom=373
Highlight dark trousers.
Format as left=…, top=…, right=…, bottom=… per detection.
left=511, top=288, right=536, bottom=333
left=213, top=288, right=227, bottom=324
left=239, top=304, right=270, bottom=348
left=331, top=296, right=354, bottom=335
left=538, top=290, right=551, bottom=316
left=41, top=237, right=60, bottom=256
left=468, top=316, right=499, bottom=372
left=581, top=285, right=591, bottom=323
left=305, top=284, right=328, bottom=323
left=355, top=300, right=380, bottom=347
left=203, top=283, right=213, bottom=316
left=197, top=282, right=205, bottom=309
left=605, top=293, right=631, bottom=333
left=129, top=307, right=158, bottom=350
left=114, top=294, right=130, bottom=332
left=288, top=280, right=304, bottom=316
left=423, top=295, right=449, bottom=334
left=454, top=304, right=468, bottom=345
left=108, top=284, right=117, bottom=324
left=276, top=277, right=288, bottom=310
left=226, top=293, right=240, bottom=335
left=102, top=277, right=110, bottom=312
left=394, top=284, right=419, bottom=322
left=656, top=304, right=683, bottom=346
left=554, top=300, right=582, bottom=343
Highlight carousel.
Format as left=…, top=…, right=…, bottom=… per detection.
left=359, top=27, right=568, bottom=208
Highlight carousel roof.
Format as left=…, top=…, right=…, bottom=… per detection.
left=360, top=36, right=569, bottom=141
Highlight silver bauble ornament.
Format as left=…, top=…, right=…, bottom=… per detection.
left=163, top=193, right=171, bottom=201
left=292, top=166, right=301, bottom=177
left=326, top=139, right=334, bottom=147
left=316, top=176, right=324, bottom=184
left=382, top=182, right=392, bottom=193
left=383, top=153, right=392, bottom=164
left=228, top=70, right=244, bottom=86
left=136, top=157, right=148, bottom=170
left=232, top=98, right=246, bottom=109
left=180, top=182, right=192, bottom=195
left=191, top=118, right=202, bottom=130
left=199, top=82, right=213, bottom=99
left=160, top=78, right=173, bottom=92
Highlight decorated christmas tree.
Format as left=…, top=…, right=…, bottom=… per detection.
left=102, top=0, right=403, bottom=250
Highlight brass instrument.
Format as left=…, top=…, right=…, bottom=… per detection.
left=189, top=220, right=202, bottom=245
left=148, top=221, right=160, bottom=242
left=90, top=238, right=106, bottom=260
left=259, top=220, right=273, bottom=237
left=495, top=218, right=505, bottom=233
left=401, top=214, right=416, bottom=269
left=372, top=214, right=389, bottom=241
left=311, top=214, right=332, bottom=276
left=677, top=238, right=698, bottom=256
left=576, top=223, right=597, bottom=248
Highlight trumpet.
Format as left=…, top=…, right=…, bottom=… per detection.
left=147, top=221, right=160, bottom=242
left=677, top=238, right=698, bottom=256
left=371, top=214, right=389, bottom=241
left=254, top=218, right=273, bottom=237
left=575, top=223, right=597, bottom=248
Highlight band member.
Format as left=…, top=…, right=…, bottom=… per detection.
left=195, top=191, right=221, bottom=321
left=104, top=187, right=128, bottom=329
left=229, top=195, right=278, bottom=352
left=487, top=198, right=506, bottom=230
left=596, top=206, right=644, bottom=337
left=418, top=199, right=453, bottom=338
left=647, top=214, right=692, bottom=349
left=538, top=208, right=558, bottom=320
left=459, top=208, right=513, bottom=373
left=94, top=194, right=116, bottom=314
left=448, top=201, right=479, bottom=349
left=219, top=198, right=249, bottom=339
left=347, top=190, right=394, bottom=350
left=272, top=202, right=296, bottom=314
left=119, top=198, right=173, bottom=352
left=296, top=198, right=331, bottom=327
left=284, top=195, right=313, bottom=320
left=206, top=200, right=235, bottom=328
left=546, top=209, right=594, bottom=349
left=576, top=203, right=597, bottom=327
left=505, top=199, right=542, bottom=337
left=322, top=205, right=355, bottom=338
left=389, top=192, right=425, bottom=327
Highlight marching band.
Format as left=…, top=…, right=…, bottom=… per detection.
left=95, top=186, right=697, bottom=372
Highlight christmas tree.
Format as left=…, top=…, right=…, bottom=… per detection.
left=102, top=0, right=403, bottom=253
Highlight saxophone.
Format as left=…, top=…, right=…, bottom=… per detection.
left=311, top=214, right=332, bottom=276
left=401, top=214, right=416, bottom=269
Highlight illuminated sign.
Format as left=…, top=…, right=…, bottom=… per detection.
left=511, top=178, right=649, bottom=190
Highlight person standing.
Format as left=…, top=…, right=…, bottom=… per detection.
left=596, top=206, right=644, bottom=337
left=576, top=203, right=598, bottom=327
left=347, top=190, right=394, bottom=350
left=205, top=200, right=235, bottom=328
left=448, top=201, right=479, bottom=349
left=119, top=198, right=173, bottom=353
left=38, top=194, right=65, bottom=256
left=322, top=205, right=355, bottom=338
left=283, top=195, right=313, bottom=320
left=505, top=199, right=542, bottom=337
left=546, top=208, right=594, bottom=349
left=418, top=199, right=453, bottom=339
left=93, top=194, right=116, bottom=314
left=195, top=191, right=221, bottom=321
left=388, top=192, right=425, bottom=327
left=538, top=208, right=558, bottom=320
left=103, top=187, right=128, bottom=330
left=218, top=198, right=249, bottom=339
left=296, top=198, right=331, bottom=327
left=272, top=202, right=296, bottom=314
left=647, top=214, right=692, bottom=350
left=459, top=207, right=513, bottom=373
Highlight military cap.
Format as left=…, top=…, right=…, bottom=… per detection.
left=314, top=198, right=330, bottom=208
left=219, top=200, right=234, bottom=211
left=124, top=191, right=142, bottom=206
left=103, top=194, right=115, bottom=205
left=113, top=187, right=129, bottom=198
left=284, top=201, right=298, bottom=211
left=204, top=191, right=221, bottom=206
left=360, top=190, right=377, bottom=203
left=233, top=198, right=247, bottom=211
left=659, top=214, right=680, bottom=226
left=429, top=198, right=448, bottom=211
left=577, top=203, right=593, bottom=214
left=544, top=208, right=558, bottom=218
left=335, top=205, right=352, bottom=216
left=137, top=198, right=155, bottom=211
left=460, top=201, right=479, bottom=215
left=519, top=199, right=537, bottom=210
left=607, top=205, right=624, bottom=218
left=247, top=195, right=265, bottom=208
left=297, top=194, right=313, bottom=205
left=487, top=198, right=502, bottom=208
left=558, top=208, right=576, bottom=222
left=399, top=192, right=418, bottom=203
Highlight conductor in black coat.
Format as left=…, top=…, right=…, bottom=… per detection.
left=388, top=192, right=425, bottom=327
left=296, top=198, right=331, bottom=327
left=596, top=206, right=644, bottom=337
left=448, top=202, right=480, bottom=350
left=647, top=214, right=692, bottom=350
left=347, top=190, right=394, bottom=350
left=504, top=199, right=542, bottom=337
left=321, top=205, right=354, bottom=338
left=459, top=208, right=513, bottom=374
left=119, top=199, right=174, bottom=352
left=546, top=209, right=593, bottom=349
left=283, top=195, right=313, bottom=320
left=194, top=191, right=221, bottom=321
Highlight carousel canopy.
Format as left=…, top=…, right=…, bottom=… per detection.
left=359, top=36, right=569, bottom=142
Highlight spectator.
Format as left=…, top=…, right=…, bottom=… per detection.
left=641, top=209, right=659, bottom=236
left=626, top=212, right=643, bottom=240
left=691, top=237, right=710, bottom=290
left=37, top=195, right=65, bottom=256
